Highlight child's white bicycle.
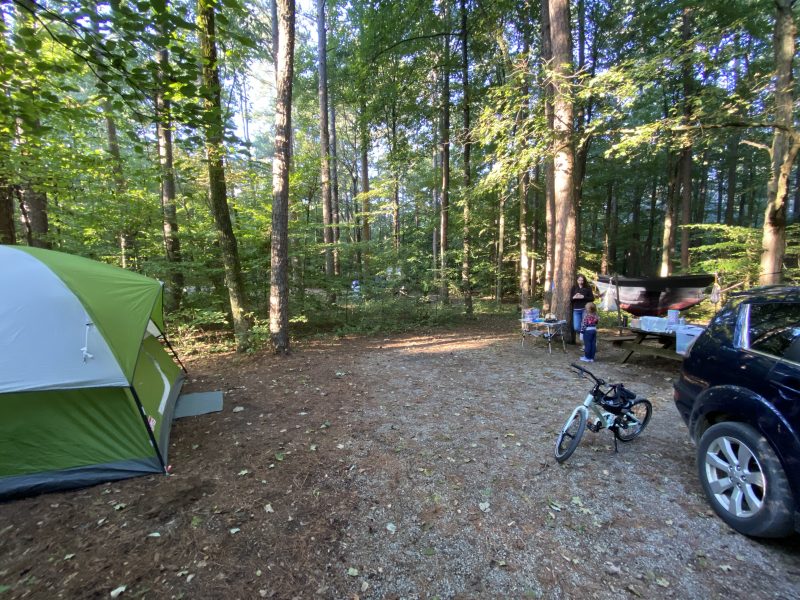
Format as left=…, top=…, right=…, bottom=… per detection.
left=554, top=363, right=652, bottom=463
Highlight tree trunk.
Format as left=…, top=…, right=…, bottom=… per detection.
left=541, top=0, right=556, bottom=313
left=0, top=182, right=14, bottom=244
left=644, top=176, right=658, bottom=273
left=460, top=0, right=472, bottom=315
left=601, top=180, right=612, bottom=274
left=439, top=16, right=451, bottom=303
left=330, top=102, right=341, bottom=274
left=269, top=0, right=295, bottom=352
left=629, top=188, right=642, bottom=276
left=360, top=105, right=370, bottom=277
left=760, top=0, right=799, bottom=285
left=660, top=155, right=679, bottom=276
left=390, top=105, right=400, bottom=252
left=531, top=162, right=541, bottom=299
left=679, top=8, right=694, bottom=271
left=725, top=132, right=740, bottom=225
left=518, top=41, right=530, bottom=311
left=793, top=160, right=800, bottom=222
left=156, top=44, right=184, bottom=312
left=548, top=0, right=578, bottom=337
left=317, top=0, right=334, bottom=282
left=495, top=194, right=505, bottom=304
left=198, top=0, right=251, bottom=351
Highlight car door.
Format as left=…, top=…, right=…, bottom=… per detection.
left=745, top=300, right=800, bottom=435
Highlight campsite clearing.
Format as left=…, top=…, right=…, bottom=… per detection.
left=1, top=318, right=798, bottom=599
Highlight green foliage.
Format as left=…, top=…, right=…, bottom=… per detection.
left=683, top=223, right=761, bottom=286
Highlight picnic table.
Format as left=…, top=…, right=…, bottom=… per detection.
left=521, top=319, right=567, bottom=354
left=609, top=326, right=682, bottom=363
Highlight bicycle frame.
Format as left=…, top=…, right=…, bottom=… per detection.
left=559, top=393, right=615, bottom=436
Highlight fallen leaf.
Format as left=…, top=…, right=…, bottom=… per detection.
left=147, top=532, right=161, bottom=538
left=422, top=547, right=436, bottom=556
left=478, top=502, right=490, bottom=513
left=232, top=406, right=244, bottom=413
left=186, top=574, right=195, bottom=584
left=64, top=553, right=76, bottom=560
left=347, top=567, right=359, bottom=577
left=275, top=453, right=285, bottom=461
left=109, top=585, right=126, bottom=598
left=571, top=496, right=583, bottom=507
left=229, top=528, right=241, bottom=534
left=627, top=584, right=642, bottom=597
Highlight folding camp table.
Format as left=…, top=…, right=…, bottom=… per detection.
left=521, top=319, right=567, bottom=354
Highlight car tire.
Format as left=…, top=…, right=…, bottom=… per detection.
left=697, top=421, right=796, bottom=538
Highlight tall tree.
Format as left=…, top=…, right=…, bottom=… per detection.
left=460, top=0, right=472, bottom=315
left=317, top=0, right=334, bottom=282
left=156, top=39, right=184, bottom=311
left=198, top=0, right=251, bottom=350
left=678, top=7, right=694, bottom=271
left=439, top=8, right=451, bottom=303
left=540, top=0, right=556, bottom=311
left=518, top=40, right=531, bottom=310
left=330, top=101, right=341, bottom=275
left=760, top=0, right=799, bottom=284
left=270, top=0, right=295, bottom=352
left=548, top=0, right=577, bottom=333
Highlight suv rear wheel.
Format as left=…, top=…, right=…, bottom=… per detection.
left=697, top=422, right=795, bottom=538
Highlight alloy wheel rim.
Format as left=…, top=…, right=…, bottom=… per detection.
left=704, top=435, right=766, bottom=518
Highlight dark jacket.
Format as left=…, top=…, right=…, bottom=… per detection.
left=571, top=284, right=594, bottom=310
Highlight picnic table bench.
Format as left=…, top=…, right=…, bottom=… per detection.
left=606, top=327, right=683, bottom=363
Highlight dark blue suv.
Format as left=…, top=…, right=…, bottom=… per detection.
left=674, top=286, right=800, bottom=537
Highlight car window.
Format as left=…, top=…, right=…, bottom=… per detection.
left=747, top=302, right=800, bottom=361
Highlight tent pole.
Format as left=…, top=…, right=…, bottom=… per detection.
left=162, top=335, right=188, bottom=374
left=130, top=387, right=167, bottom=473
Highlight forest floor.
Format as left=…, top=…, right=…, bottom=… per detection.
left=2, top=316, right=799, bottom=599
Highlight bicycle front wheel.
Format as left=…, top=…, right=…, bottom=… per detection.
left=554, top=406, right=588, bottom=463
left=614, top=399, right=652, bottom=442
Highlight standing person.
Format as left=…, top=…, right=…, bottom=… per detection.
left=580, top=302, right=599, bottom=362
left=571, top=274, right=594, bottom=336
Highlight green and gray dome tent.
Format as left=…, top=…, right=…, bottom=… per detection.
left=0, top=245, right=185, bottom=499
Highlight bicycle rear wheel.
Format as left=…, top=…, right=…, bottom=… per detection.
left=613, top=399, right=652, bottom=442
left=554, top=406, right=588, bottom=463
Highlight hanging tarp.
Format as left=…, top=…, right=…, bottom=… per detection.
left=596, top=274, right=715, bottom=316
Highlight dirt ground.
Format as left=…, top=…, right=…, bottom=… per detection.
left=2, top=317, right=799, bottom=599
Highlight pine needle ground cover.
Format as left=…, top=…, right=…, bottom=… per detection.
left=1, top=321, right=798, bottom=598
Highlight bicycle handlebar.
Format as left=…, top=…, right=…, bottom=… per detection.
left=570, top=362, right=605, bottom=386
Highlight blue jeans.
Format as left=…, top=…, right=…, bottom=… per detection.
left=573, top=309, right=584, bottom=335
left=583, top=328, right=597, bottom=360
